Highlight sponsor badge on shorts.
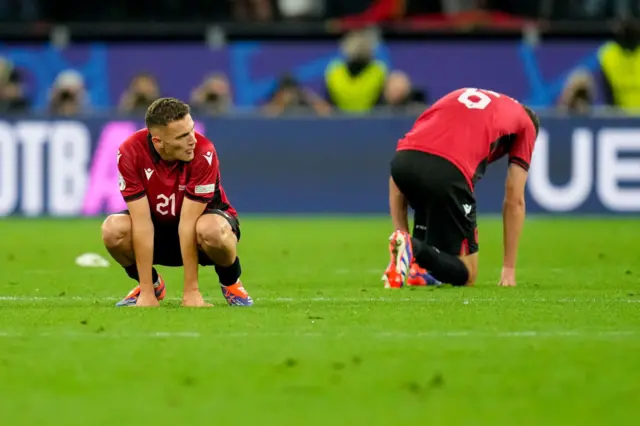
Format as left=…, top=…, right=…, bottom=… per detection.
left=195, top=184, right=215, bottom=194
left=118, top=173, right=126, bottom=191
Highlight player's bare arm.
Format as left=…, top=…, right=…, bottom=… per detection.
left=389, top=177, right=409, bottom=232
left=179, top=198, right=212, bottom=307
left=500, top=163, right=528, bottom=287
left=127, top=196, right=159, bottom=306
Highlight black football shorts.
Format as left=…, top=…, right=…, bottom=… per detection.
left=390, top=150, right=478, bottom=256
left=114, top=208, right=240, bottom=267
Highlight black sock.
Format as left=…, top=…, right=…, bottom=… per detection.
left=412, top=210, right=427, bottom=242
left=124, top=265, right=159, bottom=284
left=215, top=257, right=241, bottom=286
left=411, top=238, right=469, bottom=286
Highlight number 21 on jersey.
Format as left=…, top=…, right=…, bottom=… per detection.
left=457, top=88, right=503, bottom=110
left=156, top=193, right=176, bottom=216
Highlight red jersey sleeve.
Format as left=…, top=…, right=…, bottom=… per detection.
left=508, top=118, right=537, bottom=171
left=117, top=145, right=146, bottom=202
left=185, top=148, right=219, bottom=203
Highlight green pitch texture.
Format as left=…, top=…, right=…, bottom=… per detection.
left=0, top=217, right=639, bottom=425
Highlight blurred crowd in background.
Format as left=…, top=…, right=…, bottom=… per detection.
left=0, top=29, right=427, bottom=117
left=1, top=0, right=640, bottom=22
left=1, top=1, right=640, bottom=117
left=0, top=27, right=431, bottom=117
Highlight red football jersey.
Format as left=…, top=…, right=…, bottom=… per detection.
left=397, top=88, right=537, bottom=189
left=117, top=129, right=236, bottom=224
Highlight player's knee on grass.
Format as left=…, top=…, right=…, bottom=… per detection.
left=101, top=215, right=132, bottom=250
left=196, top=214, right=236, bottom=266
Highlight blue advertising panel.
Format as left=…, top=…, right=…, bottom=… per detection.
left=0, top=115, right=638, bottom=216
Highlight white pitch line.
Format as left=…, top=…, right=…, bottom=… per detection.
left=0, top=296, right=639, bottom=303
left=0, top=331, right=201, bottom=338
left=0, top=330, right=636, bottom=339
left=271, top=297, right=640, bottom=303
left=10, top=268, right=385, bottom=275
left=377, top=330, right=639, bottom=338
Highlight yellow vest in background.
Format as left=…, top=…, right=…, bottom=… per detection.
left=599, top=42, right=640, bottom=110
left=325, top=60, right=387, bottom=113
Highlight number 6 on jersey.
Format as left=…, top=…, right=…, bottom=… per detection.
left=457, top=88, right=501, bottom=110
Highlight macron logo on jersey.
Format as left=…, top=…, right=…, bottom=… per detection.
left=203, top=152, right=213, bottom=165
left=144, top=168, right=154, bottom=180
left=463, top=204, right=472, bottom=217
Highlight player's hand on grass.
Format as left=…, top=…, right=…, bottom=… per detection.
left=498, top=267, right=517, bottom=287
left=136, top=292, right=160, bottom=307
left=181, top=289, right=213, bottom=308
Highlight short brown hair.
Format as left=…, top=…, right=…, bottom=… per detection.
left=145, top=97, right=190, bottom=128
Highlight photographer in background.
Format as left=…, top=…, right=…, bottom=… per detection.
left=48, top=70, right=89, bottom=117
left=379, top=70, right=427, bottom=114
left=190, top=73, right=233, bottom=116
left=118, top=73, right=160, bottom=114
left=558, top=69, right=595, bottom=115
left=263, top=74, right=331, bottom=116
left=0, top=58, right=29, bottom=113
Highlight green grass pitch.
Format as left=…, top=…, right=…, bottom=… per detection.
left=0, top=216, right=639, bottom=425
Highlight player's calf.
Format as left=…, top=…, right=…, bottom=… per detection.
left=196, top=213, right=253, bottom=306
left=412, top=238, right=477, bottom=287
left=196, top=214, right=237, bottom=267
left=459, top=254, right=478, bottom=286
left=102, top=214, right=165, bottom=306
